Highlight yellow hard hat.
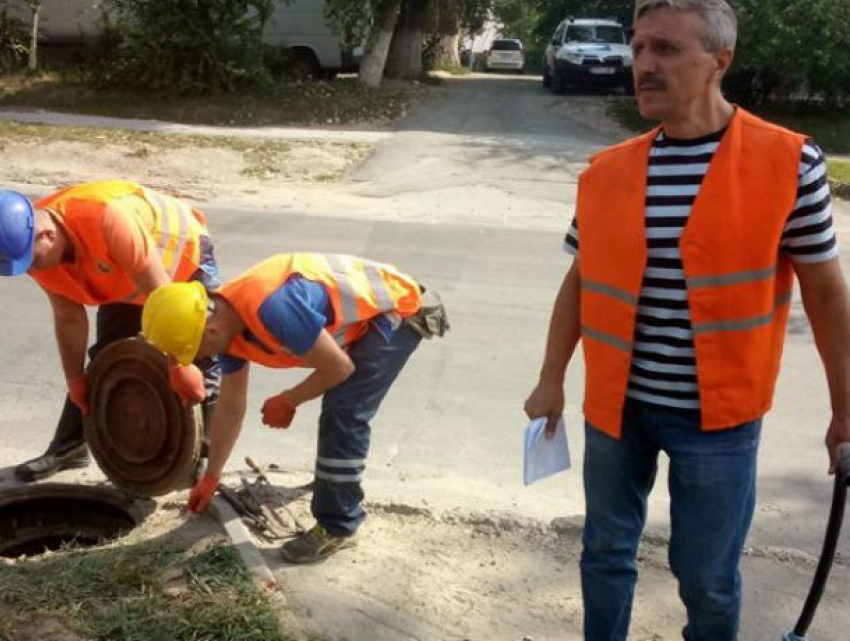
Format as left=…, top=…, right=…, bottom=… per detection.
left=142, top=281, right=209, bottom=366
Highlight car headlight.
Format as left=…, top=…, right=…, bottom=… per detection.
left=623, top=54, right=633, bottom=67
left=562, top=51, right=583, bottom=65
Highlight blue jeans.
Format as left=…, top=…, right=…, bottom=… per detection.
left=581, top=399, right=761, bottom=641
left=311, top=322, right=422, bottom=536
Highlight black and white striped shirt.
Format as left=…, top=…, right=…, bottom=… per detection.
left=565, top=129, right=837, bottom=410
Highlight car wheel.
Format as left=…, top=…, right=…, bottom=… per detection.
left=291, top=49, right=320, bottom=80
left=552, top=66, right=568, bottom=95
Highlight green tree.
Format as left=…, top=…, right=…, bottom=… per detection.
left=97, top=0, right=279, bottom=94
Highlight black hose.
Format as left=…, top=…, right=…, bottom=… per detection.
left=792, top=443, right=850, bottom=637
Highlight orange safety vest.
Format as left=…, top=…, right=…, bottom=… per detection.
left=577, top=109, right=805, bottom=437
left=218, top=253, right=422, bottom=368
left=30, top=180, right=208, bottom=306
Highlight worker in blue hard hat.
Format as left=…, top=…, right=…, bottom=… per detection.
left=0, top=181, right=221, bottom=482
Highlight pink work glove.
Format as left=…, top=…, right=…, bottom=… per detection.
left=261, top=392, right=297, bottom=429
left=68, top=375, right=89, bottom=416
left=188, top=473, right=220, bottom=513
left=169, top=363, right=205, bottom=407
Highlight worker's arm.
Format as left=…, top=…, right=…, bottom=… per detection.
left=283, top=330, right=355, bottom=405
left=205, top=364, right=250, bottom=479
left=47, top=291, right=89, bottom=384
left=259, top=329, right=355, bottom=429
left=794, top=256, right=850, bottom=474
left=524, top=259, right=582, bottom=435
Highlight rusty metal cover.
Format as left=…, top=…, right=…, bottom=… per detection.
left=83, top=337, right=202, bottom=497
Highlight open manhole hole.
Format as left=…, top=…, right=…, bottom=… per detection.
left=0, top=484, right=152, bottom=558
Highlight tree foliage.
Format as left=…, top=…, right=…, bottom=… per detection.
left=496, top=0, right=850, bottom=107
left=90, top=0, right=280, bottom=94
left=0, top=2, right=28, bottom=71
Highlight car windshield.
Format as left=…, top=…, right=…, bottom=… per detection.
left=567, top=25, right=625, bottom=45
left=492, top=40, right=522, bottom=51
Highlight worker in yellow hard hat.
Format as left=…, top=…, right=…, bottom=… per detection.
left=142, top=253, right=447, bottom=564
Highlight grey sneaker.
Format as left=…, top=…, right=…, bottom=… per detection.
left=279, top=524, right=356, bottom=564
left=14, top=443, right=90, bottom=482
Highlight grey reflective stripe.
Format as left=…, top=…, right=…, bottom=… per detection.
left=364, top=260, right=394, bottom=312
left=145, top=189, right=181, bottom=273
left=317, top=457, right=366, bottom=468
left=687, top=265, right=777, bottom=289
left=582, top=280, right=638, bottom=305
left=325, top=255, right=360, bottom=323
left=581, top=325, right=632, bottom=352
left=332, top=330, right=347, bottom=347
left=164, top=198, right=190, bottom=278
left=693, top=291, right=793, bottom=335
left=315, top=469, right=363, bottom=483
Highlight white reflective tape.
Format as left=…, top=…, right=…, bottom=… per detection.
left=693, top=291, right=792, bottom=335
left=687, top=265, right=777, bottom=289
left=582, top=280, right=638, bottom=305
left=581, top=325, right=632, bottom=352
left=326, top=255, right=360, bottom=323
left=315, top=469, right=363, bottom=483
left=317, top=457, right=366, bottom=468
left=363, top=261, right=394, bottom=311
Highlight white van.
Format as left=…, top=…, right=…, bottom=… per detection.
left=9, top=0, right=357, bottom=77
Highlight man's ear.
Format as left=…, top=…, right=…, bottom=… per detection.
left=715, top=47, right=734, bottom=82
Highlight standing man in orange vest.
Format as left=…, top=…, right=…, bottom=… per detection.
left=525, top=1, right=849, bottom=640
left=141, top=253, right=446, bottom=563
left=0, top=180, right=221, bottom=482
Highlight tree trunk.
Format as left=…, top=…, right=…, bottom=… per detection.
left=436, top=33, right=459, bottom=67
left=28, top=2, right=40, bottom=71
left=384, top=0, right=425, bottom=80
left=359, top=0, right=402, bottom=87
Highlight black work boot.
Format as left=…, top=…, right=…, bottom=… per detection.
left=14, top=443, right=90, bottom=482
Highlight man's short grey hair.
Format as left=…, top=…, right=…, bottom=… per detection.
left=636, top=0, right=738, bottom=51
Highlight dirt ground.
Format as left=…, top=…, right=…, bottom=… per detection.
left=0, top=134, right=370, bottom=210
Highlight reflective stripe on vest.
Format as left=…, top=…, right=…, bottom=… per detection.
left=577, top=108, right=805, bottom=436
left=218, top=253, right=422, bottom=369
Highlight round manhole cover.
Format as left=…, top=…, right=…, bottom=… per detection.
left=84, top=337, right=202, bottom=497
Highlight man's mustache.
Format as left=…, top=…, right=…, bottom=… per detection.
left=638, top=75, right=666, bottom=90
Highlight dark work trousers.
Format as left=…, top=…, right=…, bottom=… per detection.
left=311, top=322, right=422, bottom=536
left=47, top=237, right=221, bottom=455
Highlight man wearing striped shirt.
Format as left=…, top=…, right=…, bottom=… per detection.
left=524, top=2, right=850, bottom=640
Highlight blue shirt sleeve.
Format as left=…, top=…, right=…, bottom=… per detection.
left=220, top=354, right=247, bottom=375
left=257, top=276, right=331, bottom=356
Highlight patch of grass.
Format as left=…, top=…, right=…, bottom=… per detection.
left=607, top=98, right=850, bottom=154
left=0, top=72, right=420, bottom=127
left=0, top=541, right=293, bottom=641
left=828, top=159, right=850, bottom=184
left=433, top=65, right=472, bottom=76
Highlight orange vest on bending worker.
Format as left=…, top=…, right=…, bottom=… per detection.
left=577, top=109, right=805, bottom=437
left=218, top=253, right=422, bottom=369
left=30, top=180, right=208, bottom=306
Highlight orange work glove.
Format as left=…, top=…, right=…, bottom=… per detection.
left=188, top=473, right=220, bottom=513
left=68, top=375, right=89, bottom=416
left=261, top=392, right=297, bottom=429
left=169, top=363, right=206, bottom=407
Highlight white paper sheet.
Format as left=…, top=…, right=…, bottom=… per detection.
left=523, top=416, right=571, bottom=486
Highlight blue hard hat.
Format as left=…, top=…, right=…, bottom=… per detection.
left=0, top=190, right=35, bottom=276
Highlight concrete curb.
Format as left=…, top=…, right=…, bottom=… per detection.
left=210, top=495, right=279, bottom=594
